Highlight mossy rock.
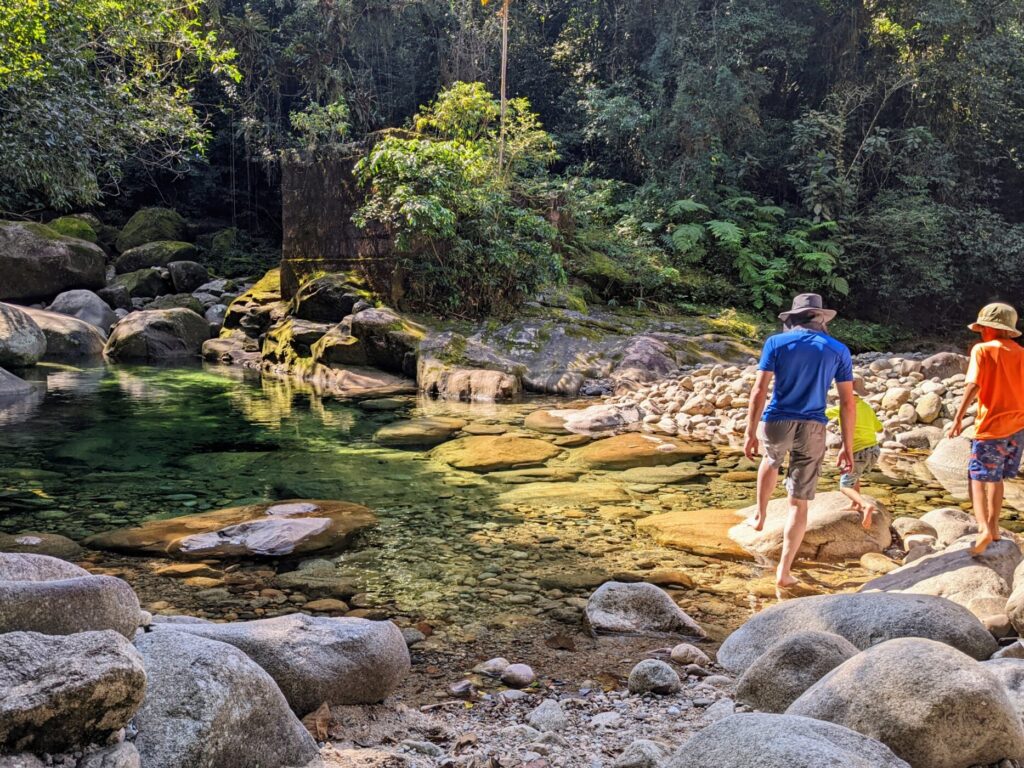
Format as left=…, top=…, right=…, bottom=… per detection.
left=146, top=294, right=205, bottom=314
left=115, top=207, right=188, bottom=252
left=47, top=216, right=98, bottom=243
left=114, top=240, right=196, bottom=274
left=111, top=268, right=172, bottom=299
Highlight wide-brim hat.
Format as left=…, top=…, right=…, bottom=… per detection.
left=969, top=302, right=1021, bottom=337
left=778, top=293, right=837, bottom=323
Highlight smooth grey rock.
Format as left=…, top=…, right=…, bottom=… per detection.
left=21, top=306, right=106, bottom=360
left=0, top=553, right=139, bottom=638
left=717, top=592, right=997, bottom=674
left=0, top=630, right=145, bottom=753
left=613, top=739, right=672, bottom=768
left=0, top=303, right=46, bottom=367
left=628, top=659, right=681, bottom=695
left=670, top=643, right=711, bottom=666
left=926, top=440, right=973, bottom=500
left=585, top=581, right=705, bottom=637
left=787, top=638, right=1024, bottom=768
left=48, top=289, right=116, bottom=332
left=501, top=663, right=536, bottom=688
left=665, top=713, right=910, bottom=768
left=736, top=630, right=859, bottom=713
left=527, top=699, right=568, bottom=732
left=984, top=658, right=1024, bottom=721
left=133, top=630, right=318, bottom=768
left=104, top=308, right=209, bottom=362
left=156, top=613, right=410, bottom=715
left=918, top=507, right=980, bottom=547
left=892, top=517, right=937, bottom=540
left=0, top=367, right=33, bottom=400
left=0, top=531, right=83, bottom=560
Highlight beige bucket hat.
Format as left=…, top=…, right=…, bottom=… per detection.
left=969, top=303, right=1021, bottom=338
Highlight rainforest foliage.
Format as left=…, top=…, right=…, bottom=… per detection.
left=3, top=0, right=1024, bottom=327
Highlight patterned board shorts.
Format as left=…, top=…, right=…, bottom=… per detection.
left=840, top=445, right=881, bottom=488
left=969, top=430, right=1024, bottom=483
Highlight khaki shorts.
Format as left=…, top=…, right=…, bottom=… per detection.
left=757, top=420, right=827, bottom=501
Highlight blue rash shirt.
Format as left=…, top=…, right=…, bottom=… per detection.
left=758, top=329, right=853, bottom=424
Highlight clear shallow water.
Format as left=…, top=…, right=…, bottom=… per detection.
left=0, top=362, right=994, bottom=627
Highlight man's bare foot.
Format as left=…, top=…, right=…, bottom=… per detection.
left=971, top=533, right=995, bottom=556
left=748, top=512, right=766, bottom=532
left=861, top=504, right=876, bottom=530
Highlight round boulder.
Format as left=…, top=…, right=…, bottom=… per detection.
left=104, top=308, right=210, bottom=362
left=735, top=630, right=859, bottom=713
left=166, top=260, right=209, bottom=294
left=717, top=592, right=997, bottom=674
left=787, top=637, right=1024, bottom=768
left=155, top=613, right=411, bottom=715
left=628, top=659, right=681, bottom=695
left=115, top=207, right=188, bottom=252
left=0, top=532, right=83, bottom=560
left=585, top=581, right=705, bottom=637
left=0, top=630, right=145, bottom=753
left=0, top=221, right=106, bottom=302
left=21, top=307, right=106, bottom=360
left=133, top=630, right=319, bottom=768
left=0, top=303, right=46, bottom=367
left=665, top=713, right=910, bottom=768
left=47, top=289, right=116, bottom=333
left=920, top=351, right=969, bottom=380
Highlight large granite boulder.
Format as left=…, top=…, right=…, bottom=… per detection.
left=787, top=638, right=1024, bottom=768
left=0, top=303, right=46, bottom=367
left=569, top=433, right=710, bottom=470
left=920, top=351, right=969, bottom=381
left=47, top=289, right=116, bottom=333
left=104, top=308, right=210, bottom=362
left=984, top=658, right=1024, bottom=721
left=115, top=207, right=188, bottom=252
left=917, top=507, right=980, bottom=547
left=133, top=630, right=319, bottom=768
left=860, top=537, right=1020, bottom=619
left=0, top=221, right=106, bottom=302
left=291, top=273, right=364, bottom=322
left=0, top=630, right=145, bottom=753
left=21, top=307, right=106, bottom=361
left=431, top=434, right=562, bottom=473
left=729, top=492, right=891, bottom=563
left=85, top=499, right=376, bottom=559
left=156, top=614, right=411, bottom=715
left=585, top=581, right=705, bottom=637
left=114, top=241, right=196, bottom=274
left=735, top=630, right=860, bottom=713
left=925, top=438, right=973, bottom=500
left=348, top=307, right=424, bottom=377
left=665, top=713, right=910, bottom=768
left=0, top=553, right=140, bottom=638
left=717, top=592, right=997, bottom=674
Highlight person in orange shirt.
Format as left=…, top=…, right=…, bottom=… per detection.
left=950, top=303, right=1024, bottom=555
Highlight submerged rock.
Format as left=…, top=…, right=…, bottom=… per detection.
left=432, top=434, right=562, bottom=473
left=374, top=417, right=466, bottom=447
left=104, top=308, right=210, bottom=362
left=636, top=507, right=751, bottom=560
left=84, top=499, right=376, bottom=560
left=0, top=220, right=106, bottom=302
left=585, top=581, right=705, bottom=637
left=0, top=553, right=140, bottom=638
left=155, top=614, right=410, bottom=715
left=570, top=432, right=710, bottom=470
left=133, top=630, right=319, bottom=768
left=665, top=713, right=910, bottom=768
left=0, top=630, right=145, bottom=753
left=22, top=306, right=106, bottom=361
left=0, top=532, right=83, bottom=560
left=0, top=303, right=46, bottom=368
left=717, top=592, right=997, bottom=674
left=729, top=492, right=892, bottom=563
left=787, top=638, right=1024, bottom=768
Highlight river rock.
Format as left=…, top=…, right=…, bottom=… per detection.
left=527, top=699, right=568, bottom=732
left=47, top=289, right=116, bottom=332
left=636, top=507, right=751, bottom=560
left=78, top=743, right=141, bottom=768
left=920, top=352, right=969, bottom=380
left=166, top=260, right=209, bottom=294
left=115, top=208, right=188, bottom=252
left=291, top=274, right=363, bottom=322
left=114, top=241, right=196, bottom=273
left=570, top=433, right=710, bottom=470
left=1004, top=559, right=1024, bottom=635
left=735, top=630, right=859, bottom=713
left=892, top=517, right=937, bottom=539
left=787, top=637, right=1024, bottom=768
left=561, top=404, right=643, bottom=434
left=613, top=740, right=672, bottom=768
left=0, top=553, right=140, bottom=638
left=21, top=306, right=106, bottom=360
left=664, top=713, right=910, bottom=768
left=348, top=307, right=423, bottom=377
left=0, top=630, right=145, bottom=753
left=0, top=221, right=106, bottom=302
left=895, top=426, right=944, bottom=450
left=84, top=499, right=376, bottom=559
left=914, top=392, right=943, bottom=423
left=374, top=417, right=466, bottom=447
left=156, top=614, right=410, bottom=715
left=0, top=368, right=33, bottom=400
left=983, top=658, right=1024, bottom=720
left=110, top=268, right=172, bottom=299
left=432, top=434, right=561, bottom=473
left=524, top=409, right=571, bottom=434
left=670, top=643, right=711, bottom=666
left=628, top=659, right=681, bottom=694
left=419, top=363, right=522, bottom=402
left=104, top=308, right=210, bottom=361
left=717, top=592, right=997, bottom=674
left=0, top=532, right=83, bottom=560
left=729, top=492, right=891, bottom=563
left=0, top=303, right=46, bottom=367
left=925, top=438, right=973, bottom=499
left=860, top=537, right=1020, bottom=619
left=918, top=507, right=978, bottom=546
left=585, top=581, right=705, bottom=637
left=133, top=630, right=319, bottom=768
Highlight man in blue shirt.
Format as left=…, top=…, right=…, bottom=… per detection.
left=743, top=293, right=856, bottom=595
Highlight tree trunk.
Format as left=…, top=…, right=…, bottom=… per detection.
left=498, top=0, right=510, bottom=172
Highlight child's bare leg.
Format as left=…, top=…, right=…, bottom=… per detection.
left=750, top=458, right=779, bottom=531
left=971, top=479, right=1000, bottom=555
left=839, top=486, right=863, bottom=511
left=855, top=480, right=876, bottom=529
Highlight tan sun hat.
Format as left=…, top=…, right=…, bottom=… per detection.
left=852, top=375, right=868, bottom=396
left=969, top=303, right=1021, bottom=338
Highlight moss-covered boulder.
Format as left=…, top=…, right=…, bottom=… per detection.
left=222, top=268, right=286, bottom=338
left=261, top=318, right=332, bottom=365
left=145, top=294, right=205, bottom=315
left=114, top=240, right=196, bottom=274
left=110, top=268, right=172, bottom=299
left=104, top=308, right=210, bottom=362
left=47, top=216, right=98, bottom=243
left=311, top=323, right=368, bottom=367
left=167, top=260, right=209, bottom=294
left=115, top=207, right=188, bottom=252
left=0, top=221, right=106, bottom=302
left=291, top=273, right=368, bottom=323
